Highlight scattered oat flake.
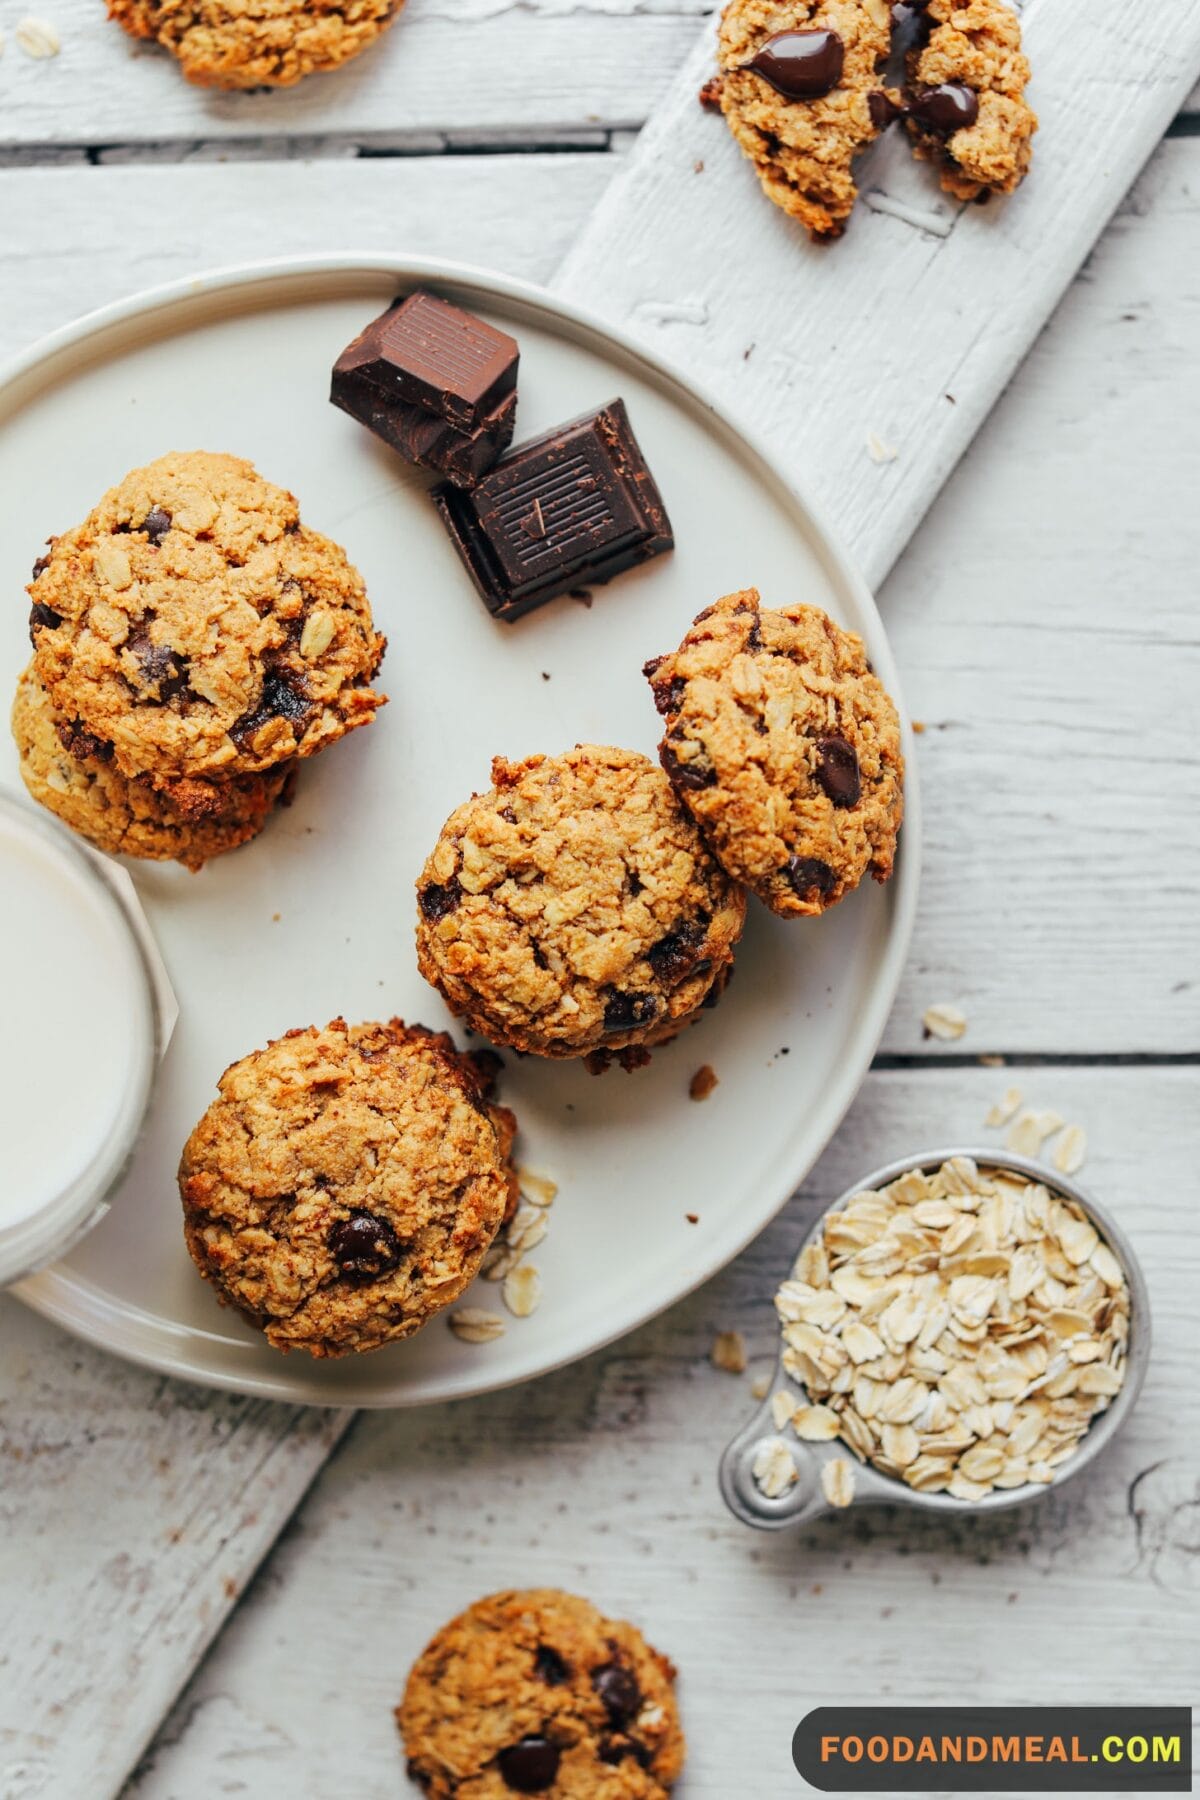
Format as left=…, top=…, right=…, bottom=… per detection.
left=711, top=1329, right=747, bottom=1374
left=479, top=1240, right=520, bottom=1282
left=752, top=1436, right=798, bottom=1499
left=1053, top=1124, right=1087, bottom=1175
left=1006, top=1109, right=1063, bottom=1157
left=922, top=1002, right=967, bottom=1041
left=516, top=1167, right=557, bottom=1207
left=750, top=1373, right=771, bottom=1402
left=16, top=17, right=58, bottom=55
left=689, top=1063, right=719, bottom=1102
left=985, top=1086, right=1023, bottom=1129
left=449, top=1308, right=506, bottom=1343
left=866, top=431, right=899, bottom=465
left=770, top=1388, right=795, bottom=1430
left=502, top=1264, right=542, bottom=1318
left=821, top=1457, right=856, bottom=1508
left=506, top=1203, right=548, bottom=1256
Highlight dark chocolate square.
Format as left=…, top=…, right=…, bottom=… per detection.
left=432, top=399, right=673, bottom=622
left=331, top=369, right=517, bottom=488
left=333, top=291, right=519, bottom=431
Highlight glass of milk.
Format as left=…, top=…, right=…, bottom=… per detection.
left=0, top=790, right=173, bottom=1285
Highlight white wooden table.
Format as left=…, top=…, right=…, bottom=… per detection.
left=2, top=7, right=1199, bottom=1794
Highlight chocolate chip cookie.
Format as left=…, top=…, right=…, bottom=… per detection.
left=106, top=0, right=403, bottom=89
left=904, top=0, right=1036, bottom=200
left=415, top=745, right=746, bottom=1066
left=713, top=0, right=900, bottom=239
left=645, top=590, right=903, bottom=918
left=398, top=1588, right=685, bottom=1797
left=178, top=1019, right=517, bottom=1358
left=29, top=452, right=385, bottom=796
left=12, top=662, right=291, bottom=871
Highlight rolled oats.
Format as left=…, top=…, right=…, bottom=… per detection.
left=771, top=1159, right=1131, bottom=1501
left=711, top=1329, right=748, bottom=1374
left=502, top=1265, right=542, bottom=1318
left=821, top=1457, right=856, bottom=1507
left=449, top=1308, right=506, bottom=1344
left=921, top=1002, right=967, bottom=1041
left=753, top=1437, right=798, bottom=1499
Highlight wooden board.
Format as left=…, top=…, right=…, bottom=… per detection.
left=120, top=1065, right=1200, bottom=1796
left=554, top=0, right=1200, bottom=589
left=0, top=0, right=704, bottom=150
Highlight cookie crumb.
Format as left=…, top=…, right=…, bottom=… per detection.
left=921, top=1002, right=967, bottom=1041
left=866, top=431, right=899, bottom=465
left=911, top=719, right=926, bottom=734
left=711, top=1329, right=747, bottom=1374
left=685, top=1212, right=699, bottom=1224
left=689, top=1063, right=719, bottom=1101
left=698, top=74, right=724, bottom=111
left=271, top=910, right=281, bottom=922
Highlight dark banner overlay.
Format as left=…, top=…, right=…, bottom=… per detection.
left=793, top=1707, right=1192, bottom=1793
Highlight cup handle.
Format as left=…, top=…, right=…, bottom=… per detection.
left=717, top=1377, right=898, bottom=1530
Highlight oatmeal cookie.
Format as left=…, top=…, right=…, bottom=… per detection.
left=645, top=590, right=903, bottom=918
left=415, top=745, right=746, bottom=1064
left=398, top=1588, right=685, bottom=1797
left=11, top=662, right=290, bottom=871
left=29, top=452, right=385, bottom=795
left=904, top=0, right=1036, bottom=200
left=178, top=1019, right=516, bottom=1358
left=106, top=0, right=403, bottom=89
left=714, top=0, right=900, bottom=239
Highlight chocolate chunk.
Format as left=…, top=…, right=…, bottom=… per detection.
left=868, top=90, right=902, bottom=129
left=745, top=29, right=845, bottom=101
left=908, top=81, right=979, bottom=132
left=29, top=600, right=62, bottom=636
left=30, top=552, right=51, bottom=582
left=815, top=736, right=861, bottom=807
left=331, top=369, right=517, bottom=489
left=647, top=920, right=710, bottom=986
left=603, top=991, right=659, bottom=1035
left=786, top=855, right=836, bottom=898
left=698, top=74, right=725, bottom=111
left=329, top=1209, right=402, bottom=1279
left=332, top=291, right=519, bottom=431
left=126, top=630, right=189, bottom=703
left=56, top=717, right=113, bottom=763
left=592, top=1662, right=640, bottom=1726
left=432, top=399, right=673, bottom=623
left=533, top=1645, right=569, bottom=1685
left=599, top=1737, right=651, bottom=1768
left=142, top=507, right=172, bottom=545
left=232, top=670, right=314, bottom=746
left=420, top=877, right=463, bottom=922
left=661, top=740, right=715, bottom=790
left=497, top=1737, right=561, bottom=1793
left=643, top=660, right=686, bottom=717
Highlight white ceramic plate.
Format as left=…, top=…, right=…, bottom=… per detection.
left=0, top=257, right=919, bottom=1407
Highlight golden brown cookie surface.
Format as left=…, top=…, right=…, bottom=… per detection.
left=398, top=1588, right=685, bottom=1797
left=415, top=745, right=746, bottom=1063
left=30, top=452, right=385, bottom=792
left=645, top=590, right=904, bottom=918
left=12, top=662, right=290, bottom=871
left=106, top=0, right=403, bottom=89
left=904, top=0, right=1036, bottom=200
left=178, top=1019, right=514, bottom=1358
left=714, top=0, right=898, bottom=239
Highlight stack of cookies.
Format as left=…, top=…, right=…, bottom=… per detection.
left=14, top=450, right=386, bottom=870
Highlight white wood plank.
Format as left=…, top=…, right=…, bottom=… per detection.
left=0, top=0, right=703, bottom=148
left=553, top=0, right=1200, bottom=593
left=121, top=1065, right=1200, bottom=1799
left=0, top=1304, right=351, bottom=1800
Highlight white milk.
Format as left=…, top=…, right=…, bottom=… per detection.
left=0, top=797, right=156, bottom=1271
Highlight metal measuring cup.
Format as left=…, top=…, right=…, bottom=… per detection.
left=719, top=1147, right=1151, bottom=1530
